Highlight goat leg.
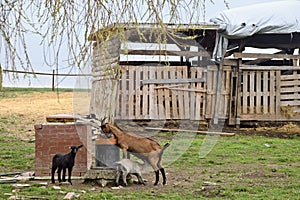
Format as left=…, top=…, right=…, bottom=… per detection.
left=122, top=148, right=128, bottom=159
left=136, top=173, right=145, bottom=185
left=115, top=169, right=121, bottom=186
left=160, top=168, right=167, bottom=185
left=68, top=167, right=73, bottom=185
left=57, top=168, right=62, bottom=183
left=122, top=171, right=128, bottom=186
left=154, top=170, right=159, bottom=186
left=51, top=166, right=56, bottom=184
left=62, top=168, right=67, bottom=182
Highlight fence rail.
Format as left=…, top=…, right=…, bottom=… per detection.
left=0, top=67, right=91, bottom=90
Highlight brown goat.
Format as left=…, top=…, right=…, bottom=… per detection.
left=100, top=123, right=170, bottom=185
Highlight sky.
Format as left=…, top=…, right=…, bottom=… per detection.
left=2, top=0, right=282, bottom=88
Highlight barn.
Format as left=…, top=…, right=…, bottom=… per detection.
left=89, top=15, right=300, bottom=127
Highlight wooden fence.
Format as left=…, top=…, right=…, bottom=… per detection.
left=0, top=68, right=90, bottom=90
left=114, top=65, right=231, bottom=121
left=237, top=66, right=300, bottom=121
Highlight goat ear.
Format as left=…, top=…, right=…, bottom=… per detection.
left=78, top=145, right=83, bottom=148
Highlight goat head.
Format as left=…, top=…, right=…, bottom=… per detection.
left=69, top=145, right=83, bottom=153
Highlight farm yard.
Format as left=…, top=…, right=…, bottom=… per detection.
left=0, top=88, right=299, bottom=199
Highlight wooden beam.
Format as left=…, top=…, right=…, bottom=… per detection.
left=234, top=52, right=300, bottom=59
left=243, top=50, right=286, bottom=65
left=142, top=78, right=206, bottom=85
left=240, top=65, right=300, bottom=71
left=154, top=86, right=206, bottom=93
left=144, top=127, right=235, bottom=136
left=120, top=49, right=210, bottom=58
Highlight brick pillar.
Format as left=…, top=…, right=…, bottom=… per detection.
left=35, top=123, right=92, bottom=177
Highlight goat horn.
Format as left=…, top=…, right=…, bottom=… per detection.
left=100, top=117, right=107, bottom=125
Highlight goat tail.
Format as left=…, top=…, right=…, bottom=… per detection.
left=159, top=143, right=170, bottom=157
left=162, top=143, right=170, bottom=151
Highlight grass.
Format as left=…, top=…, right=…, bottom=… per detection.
left=0, top=115, right=35, bottom=171
left=0, top=87, right=76, bottom=99
left=0, top=88, right=299, bottom=199
left=0, top=129, right=299, bottom=199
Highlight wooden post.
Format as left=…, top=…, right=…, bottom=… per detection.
left=213, top=64, right=223, bottom=124
left=0, top=65, right=2, bottom=91
left=52, top=70, right=55, bottom=91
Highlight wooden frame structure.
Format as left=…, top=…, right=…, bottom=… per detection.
left=228, top=53, right=300, bottom=125
left=89, top=23, right=300, bottom=125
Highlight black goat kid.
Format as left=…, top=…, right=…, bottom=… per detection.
left=51, top=145, right=83, bottom=185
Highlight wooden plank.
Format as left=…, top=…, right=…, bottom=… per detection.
left=236, top=59, right=243, bottom=125
left=135, top=66, right=141, bottom=118
left=189, top=68, right=196, bottom=120
left=128, top=68, right=134, bottom=119
left=223, top=67, right=231, bottom=117
left=155, top=87, right=206, bottom=92
left=163, top=67, right=171, bottom=119
left=280, top=94, right=300, bottom=100
left=243, top=50, right=288, bottom=65
left=198, top=67, right=206, bottom=120
left=249, top=71, right=255, bottom=114
left=183, top=66, right=190, bottom=119
left=269, top=71, right=275, bottom=114
left=240, top=65, right=300, bottom=71
left=121, top=68, right=128, bottom=119
left=120, top=49, right=210, bottom=58
left=280, top=87, right=300, bottom=93
left=149, top=68, right=157, bottom=119
left=142, top=78, right=206, bottom=85
left=280, top=80, right=300, bottom=87
left=256, top=71, right=262, bottom=114
left=144, top=127, right=235, bottom=136
left=142, top=66, right=149, bottom=118
left=222, top=59, right=239, bottom=66
left=177, top=66, right=185, bottom=119
left=205, top=67, right=213, bottom=118
left=281, top=74, right=300, bottom=80
left=263, top=71, right=269, bottom=114
left=170, top=67, right=179, bottom=119
left=214, top=65, right=223, bottom=123
left=156, top=68, right=165, bottom=119
left=276, top=71, right=281, bottom=116
left=234, top=52, right=300, bottom=59
left=211, top=66, right=218, bottom=119
left=239, top=114, right=300, bottom=121
left=281, top=100, right=300, bottom=106
left=242, top=71, right=248, bottom=114
left=228, top=68, right=237, bottom=125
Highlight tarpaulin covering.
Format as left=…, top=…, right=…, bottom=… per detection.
left=210, top=0, right=300, bottom=61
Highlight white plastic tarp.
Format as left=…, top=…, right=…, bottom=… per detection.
left=210, top=0, right=300, bottom=61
